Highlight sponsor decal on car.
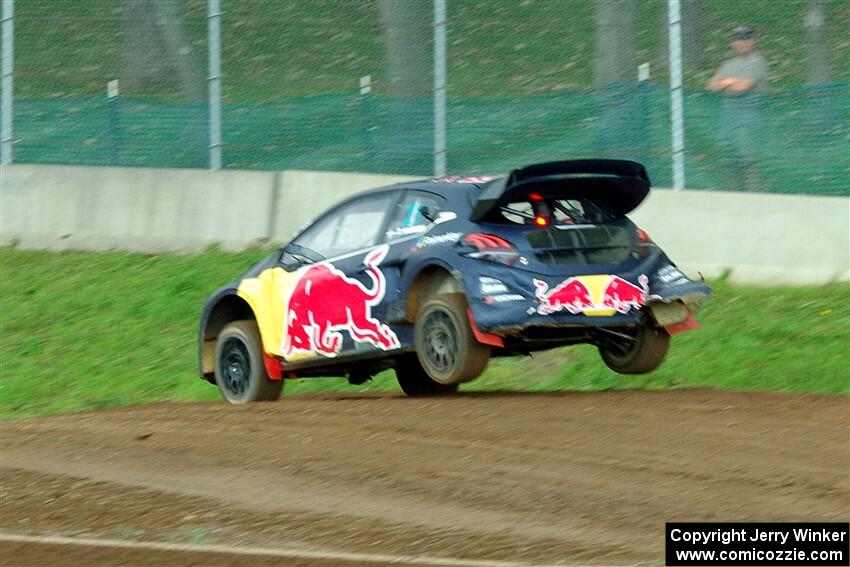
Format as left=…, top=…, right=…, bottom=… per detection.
left=413, top=231, right=464, bottom=251
left=484, top=294, right=525, bottom=304
left=386, top=225, right=428, bottom=240
left=282, top=245, right=400, bottom=358
left=533, top=274, right=652, bottom=316
left=657, top=265, right=689, bottom=285
left=432, top=175, right=503, bottom=184
left=478, top=276, right=509, bottom=295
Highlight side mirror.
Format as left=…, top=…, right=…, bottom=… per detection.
left=283, top=243, right=325, bottom=264
left=277, top=244, right=299, bottom=271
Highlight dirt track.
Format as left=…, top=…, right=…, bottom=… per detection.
left=1, top=390, right=848, bottom=566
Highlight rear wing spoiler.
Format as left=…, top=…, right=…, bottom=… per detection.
left=470, top=159, right=651, bottom=222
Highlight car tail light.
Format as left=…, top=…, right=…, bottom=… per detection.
left=633, top=227, right=655, bottom=258
left=461, top=233, right=519, bottom=266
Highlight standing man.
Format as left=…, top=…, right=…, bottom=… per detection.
left=707, top=26, right=769, bottom=191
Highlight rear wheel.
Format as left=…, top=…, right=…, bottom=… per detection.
left=214, top=320, right=283, bottom=403
left=395, top=355, right=458, bottom=396
left=598, top=324, right=670, bottom=374
left=414, top=293, right=490, bottom=385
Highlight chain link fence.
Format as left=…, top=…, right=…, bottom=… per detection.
left=1, top=0, right=847, bottom=195
left=7, top=0, right=208, bottom=168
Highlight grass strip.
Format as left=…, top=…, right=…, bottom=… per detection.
left=1, top=248, right=847, bottom=418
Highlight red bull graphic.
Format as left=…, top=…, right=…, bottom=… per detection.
left=600, top=275, right=650, bottom=314
left=283, top=245, right=400, bottom=358
left=534, top=274, right=651, bottom=316
left=533, top=277, right=594, bottom=315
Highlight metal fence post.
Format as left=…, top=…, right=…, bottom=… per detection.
left=1, top=0, right=13, bottom=165
left=433, top=0, right=447, bottom=177
left=667, top=0, right=685, bottom=189
left=208, top=0, right=222, bottom=170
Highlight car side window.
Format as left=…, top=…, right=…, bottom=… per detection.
left=384, top=191, right=444, bottom=241
left=286, top=193, right=395, bottom=262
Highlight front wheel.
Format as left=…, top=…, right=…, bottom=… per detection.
left=214, top=320, right=283, bottom=403
left=598, top=324, right=670, bottom=374
left=414, top=293, right=490, bottom=385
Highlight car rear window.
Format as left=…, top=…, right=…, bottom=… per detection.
left=498, top=198, right=616, bottom=225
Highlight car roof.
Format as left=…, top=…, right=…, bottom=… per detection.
left=360, top=175, right=506, bottom=198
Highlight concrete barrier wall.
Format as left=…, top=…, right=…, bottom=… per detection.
left=630, top=190, right=850, bottom=285
left=1, top=164, right=847, bottom=284
left=1, top=165, right=277, bottom=252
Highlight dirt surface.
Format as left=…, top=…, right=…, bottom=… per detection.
left=1, top=390, right=848, bottom=566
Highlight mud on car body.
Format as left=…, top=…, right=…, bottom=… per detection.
left=199, top=159, right=711, bottom=402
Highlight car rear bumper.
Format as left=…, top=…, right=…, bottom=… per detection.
left=458, top=254, right=711, bottom=338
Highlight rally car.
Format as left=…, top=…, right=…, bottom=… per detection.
left=199, top=159, right=710, bottom=402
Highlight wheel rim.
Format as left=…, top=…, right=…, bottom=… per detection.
left=421, top=307, right=459, bottom=376
left=219, top=337, right=251, bottom=398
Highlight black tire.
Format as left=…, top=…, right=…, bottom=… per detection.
left=214, top=320, right=283, bottom=403
left=395, top=355, right=459, bottom=396
left=599, top=324, right=670, bottom=374
left=414, top=293, right=490, bottom=385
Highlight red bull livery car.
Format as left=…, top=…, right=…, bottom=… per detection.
left=199, top=159, right=710, bottom=402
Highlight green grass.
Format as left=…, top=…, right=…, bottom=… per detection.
left=1, top=247, right=847, bottom=419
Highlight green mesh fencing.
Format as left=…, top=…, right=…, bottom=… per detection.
left=10, top=0, right=209, bottom=167
left=5, top=0, right=849, bottom=196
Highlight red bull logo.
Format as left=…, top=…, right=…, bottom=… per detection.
left=533, top=277, right=594, bottom=315
left=600, top=275, right=651, bottom=314
left=283, top=245, right=400, bottom=358
left=534, top=274, right=651, bottom=316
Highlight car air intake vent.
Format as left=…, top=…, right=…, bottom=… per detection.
left=525, top=226, right=631, bottom=265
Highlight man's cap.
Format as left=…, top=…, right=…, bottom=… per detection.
left=732, top=25, right=754, bottom=40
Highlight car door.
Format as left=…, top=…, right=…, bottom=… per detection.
left=274, top=191, right=401, bottom=363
